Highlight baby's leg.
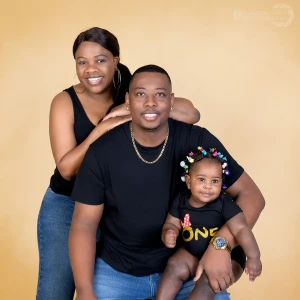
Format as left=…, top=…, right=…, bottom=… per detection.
left=188, top=260, right=243, bottom=300
left=156, top=247, right=198, bottom=300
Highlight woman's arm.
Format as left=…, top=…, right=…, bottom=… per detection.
left=69, top=202, right=103, bottom=299
left=103, top=98, right=200, bottom=124
left=49, top=92, right=131, bottom=179
left=170, top=97, right=200, bottom=124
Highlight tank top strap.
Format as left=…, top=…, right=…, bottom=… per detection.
left=64, top=86, right=84, bottom=122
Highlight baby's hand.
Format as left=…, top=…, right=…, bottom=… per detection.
left=162, top=229, right=177, bottom=248
left=245, top=257, right=262, bottom=282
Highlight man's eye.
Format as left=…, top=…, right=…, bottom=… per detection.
left=137, top=93, right=145, bottom=97
left=156, top=93, right=165, bottom=97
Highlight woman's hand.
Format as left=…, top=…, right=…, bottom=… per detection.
left=102, top=103, right=131, bottom=121
left=98, top=114, right=132, bottom=133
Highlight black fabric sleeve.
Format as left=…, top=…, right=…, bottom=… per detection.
left=221, top=194, right=243, bottom=222
left=71, top=146, right=105, bottom=205
left=168, top=193, right=183, bottom=218
left=198, top=128, right=244, bottom=189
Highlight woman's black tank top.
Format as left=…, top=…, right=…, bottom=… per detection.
left=49, top=86, right=118, bottom=196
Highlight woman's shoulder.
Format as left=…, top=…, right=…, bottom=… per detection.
left=51, top=88, right=73, bottom=109
left=49, top=88, right=75, bottom=121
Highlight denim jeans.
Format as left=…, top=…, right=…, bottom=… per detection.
left=36, top=188, right=101, bottom=300
left=93, top=258, right=230, bottom=300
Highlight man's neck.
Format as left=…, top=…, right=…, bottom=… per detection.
left=131, top=122, right=169, bottom=147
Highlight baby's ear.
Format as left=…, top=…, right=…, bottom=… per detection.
left=185, top=174, right=191, bottom=189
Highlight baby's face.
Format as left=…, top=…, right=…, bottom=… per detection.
left=186, top=159, right=222, bottom=207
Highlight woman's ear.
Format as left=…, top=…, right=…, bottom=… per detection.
left=114, top=56, right=120, bottom=69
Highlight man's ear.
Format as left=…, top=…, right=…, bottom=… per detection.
left=170, top=93, right=175, bottom=109
left=125, top=92, right=130, bottom=108
left=185, top=174, right=191, bottom=189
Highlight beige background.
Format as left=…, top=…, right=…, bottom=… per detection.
left=1, top=0, right=299, bottom=299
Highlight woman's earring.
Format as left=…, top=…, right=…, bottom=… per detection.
left=113, top=68, right=122, bottom=91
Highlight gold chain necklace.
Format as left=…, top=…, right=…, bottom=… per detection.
left=130, top=123, right=169, bottom=164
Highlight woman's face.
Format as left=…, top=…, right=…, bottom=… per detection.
left=74, top=41, right=119, bottom=94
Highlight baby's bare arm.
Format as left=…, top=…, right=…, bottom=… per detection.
left=162, top=214, right=181, bottom=247
left=227, top=212, right=262, bottom=280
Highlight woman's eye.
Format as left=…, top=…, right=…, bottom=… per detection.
left=96, top=59, right=105, bottom=63
left=78, top=61, right=86, bottom=65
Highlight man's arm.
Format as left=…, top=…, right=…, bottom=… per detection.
left=69, top=202, right=103, bottom=299
left=217, top=171, right=265, bottom=247
left=195, top=171, right=265, bottom=293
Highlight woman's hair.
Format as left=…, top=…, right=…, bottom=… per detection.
left=72, top=27, right=131, bottom=104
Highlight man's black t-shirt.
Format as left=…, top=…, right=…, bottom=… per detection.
left=169, top=193, right=242, bottom=258
left=71, top=119, right=244, bottom=276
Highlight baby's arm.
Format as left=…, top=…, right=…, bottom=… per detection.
left=162, top=214, right=182, bottom=248
left=226, top=212, right=262, bottom=281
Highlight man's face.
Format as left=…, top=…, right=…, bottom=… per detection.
left=126, top=72, right=174, bottom=131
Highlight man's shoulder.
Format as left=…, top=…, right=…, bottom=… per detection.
left=169, top=119, right=206, bottom=135
left=90, top=122, right=128, bottom=152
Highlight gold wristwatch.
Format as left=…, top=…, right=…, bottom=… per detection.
left=210, top=236, right=232, bottom=254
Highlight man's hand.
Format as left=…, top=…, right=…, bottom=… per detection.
left=245, top=257, right=262, bottom=281
left=162, top=229, right=177, bottom=248
left=194, top=244, right=235, bottom=294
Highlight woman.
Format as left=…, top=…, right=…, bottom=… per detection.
left=36, top=27, right=200, bottom=300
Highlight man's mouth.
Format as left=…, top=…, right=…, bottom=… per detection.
left=142, top=113, right=159, bottom=121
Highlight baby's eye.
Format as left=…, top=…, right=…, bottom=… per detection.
left=198, top=178, right=205, bottom=182
left=212, top=180, right=219, bottom=184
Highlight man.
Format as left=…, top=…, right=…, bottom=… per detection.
left=69, top=65, right=265, bottom=300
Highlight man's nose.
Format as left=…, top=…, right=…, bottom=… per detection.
left=145, top=95, right=157, bottom=107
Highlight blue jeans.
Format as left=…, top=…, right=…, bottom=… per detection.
left=93, top=258, right=230, bottom=300
left=36, top=188, right=100, bottom=300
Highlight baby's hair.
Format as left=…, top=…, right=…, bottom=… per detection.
left=180, top=147, right=230, bottom=189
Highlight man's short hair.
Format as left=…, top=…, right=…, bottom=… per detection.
left=129, top=64, right=172, bottom=88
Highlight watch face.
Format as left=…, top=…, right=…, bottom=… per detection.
left=215, top=237, right=226, bottom=249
